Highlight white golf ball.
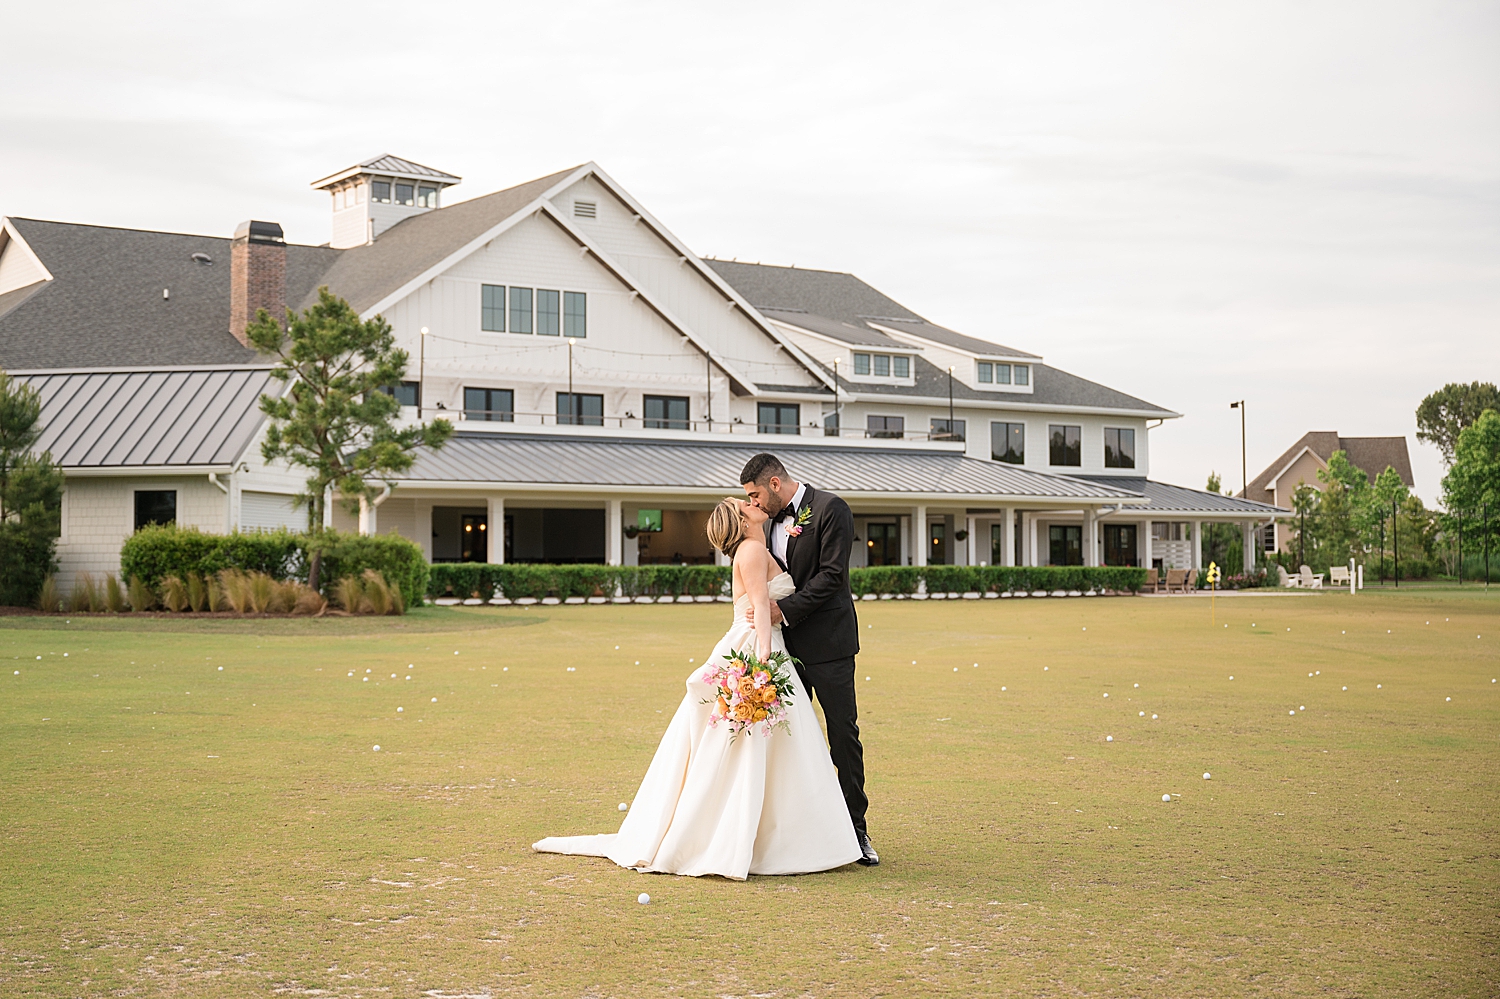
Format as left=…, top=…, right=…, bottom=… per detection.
left=637, top=893, right=650, bottom=904
left=1342, top=686, right=1347, bottom=691
left=1289, top=710, right=1296, bottom=715
left=618, top=802, right=629, bottom=812
left=953, top=667, right=958, bottom=672
left=397, top=707, right=403, bottom=712
left=1446, top=697, right=1451, bottom=702
left=1139, top=711, right=1145, bottom=716
left=1106, top=735, right=1113, bottom=742
left=372, top=745, right=380, bottom=752
left=1001, top=686, right=1007, bottom=691
left=1203, top=772, right=1211, bottom=780
left=1229, top=676, right=1234, bottom=680
left=218, top=666, right=223, bottom=671
left=1300, top=705, right=1305, bottom=711
left=1162, top=794, right=1172, bottom=802
left=1377, top=684, right=1382, bottom=689
left=1134, top=683, right=1139, bottom=688
left=431, top=697, right=437, bottom=702
left=1151, top=714, right=1158, bottom=720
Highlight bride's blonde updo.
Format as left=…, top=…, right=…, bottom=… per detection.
left=706, top=497, right=748, bottom=559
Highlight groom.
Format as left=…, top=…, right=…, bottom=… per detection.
left=740, top=453, right=877, bottom=866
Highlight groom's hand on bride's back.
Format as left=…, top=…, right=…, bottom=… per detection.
left=745, top=601, right=785, bottom=627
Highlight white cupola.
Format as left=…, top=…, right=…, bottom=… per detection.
left=311, top=154, right=461, bottom=249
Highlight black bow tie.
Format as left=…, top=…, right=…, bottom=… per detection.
left=779, top=507, right=798, bottom=521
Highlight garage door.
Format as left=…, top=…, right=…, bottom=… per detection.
left=240, top=491, right=304, bottom=532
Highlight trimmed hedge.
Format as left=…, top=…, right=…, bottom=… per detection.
left=427, top=563, right=1147, bottom=600
left=119, top=525, right=427, bottom=609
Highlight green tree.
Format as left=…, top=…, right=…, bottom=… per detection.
left=247, top=288, right=453, bottom=589
left=0, top=371, right=64, bottom=606
left=1416, top=381, right=1500, bottom=465
left=1442, top=409, right=1500, bottom=574
left=1290, top=482, right=1320, bottom=567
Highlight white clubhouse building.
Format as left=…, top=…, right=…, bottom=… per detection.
left=0, top=156, right=1283, bottom=588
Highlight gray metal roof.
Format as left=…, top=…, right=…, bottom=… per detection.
left=405, top=432, right=1146, bottom=502
left=0, top=218, right=339, bottom=370
left=16, top=367, right=274, bottom=469
left=353, top=155, right=461, bottom=182
left=1080, top=477, right=1289, bottom=515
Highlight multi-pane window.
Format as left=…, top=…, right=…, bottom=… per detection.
left=564, top=292, right=587, bottom=337
left=824, top=410, right=840, bottom=437
left=758, top=402, right=800, bottom=435
left=464, top=387, right=514, bottom=422
left=991, top=422, right=1025, bottom=464
left=867, top=415, right=904, bottom=439
left=557, top=392, right=603, bottom=426
left=1013, top=364, right=1029, bottom=386
left=481, top=284, right=506, bottom=332
left=643, top=395, right=689, bottom=430
left=134, top=490, right=176, bottom=531
left=931, top=418, right=966, bottom=442
left=378, top=381, right=420, bottom=407
left=395, top=183, right=415, bottom=206
left=1049, top=424, right=1082, bottom=466
left=1049, top=525, right=1083, bottom=565
left=537, top=289, right=560, bottom=336
left=979, top=362, right=1024, bottom=385
left=371, top=180, right=391, bottom=204
left=1104, top=427, right=1136, bottom=468
left=417, top=186, right=438, bottom=208
left=509, top=287, right=533, bottom=334
left=851, top=353, right=910, bottom=377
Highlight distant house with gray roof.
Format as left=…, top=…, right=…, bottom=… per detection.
left=0, top=157, right=1283, bottom=589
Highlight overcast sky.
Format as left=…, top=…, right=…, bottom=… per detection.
left=3, top=0, right=1495, bottom=502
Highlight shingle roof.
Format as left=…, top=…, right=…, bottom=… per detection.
left=1081, top=477, right=1288, bottom=515
left=1242, top=432, right=1414, bottom=499
left=14, top=366, right=274, bottom=469
left=835, top=355, right=1175, bottom=415
left=867, top=317, right=1038, bottom=359
left=761, top=308, right=909, bottom=348
left=405, top=432, right=1146, bottom=503
left=0, top=219, right=338, bottom=370
left=299, top=166, right=580, bottom=315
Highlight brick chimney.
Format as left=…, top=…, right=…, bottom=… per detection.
left=229, top=220, right=286, bottom=346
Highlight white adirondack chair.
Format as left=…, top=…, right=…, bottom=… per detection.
left=1298, top=565, right=1324, bottom=589
left=1278, top=564, right=1298, bottom=588
left=1329, top=565, right=1350, bottom=587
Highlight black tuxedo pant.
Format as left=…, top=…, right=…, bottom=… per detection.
left=797, top=654, right=869, bottom=839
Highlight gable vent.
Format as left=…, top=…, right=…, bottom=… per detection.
left=573, top=199, right=597, bottom=219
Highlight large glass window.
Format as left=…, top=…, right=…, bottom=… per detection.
left=557, top=392, right=603, bottom=426
left=464, top=387, right=514, bottom=422
left=757, top=402, right=800, bottom=435
left=395, top=183, right=415, bottom=206
left=977, top=362, right=993, bottom=383
left=481, top=284, right=506, bottom=332
left=1014, top=364, right=1030, bottom=386
left=873, top=354, right=890, bottom=377
left=134, top=490, right=176, bottom=531
left=378, top=381, right=420, bottom=407
left=1104, top=427, right=1136, bottom=468
left=991, top=421, right=1025, bottom=464
left=892, top=355, right=910, bottom=377
left=371, top=180, right=391, bottom=204
left=931, top=418, right=965, bottom=442
left=853, top=354, right=871, bottom=375
left=564, top=291, right=587, bottom=337
left=1049, top=424, right=1081, bottom=466
left=1103, top=524, right=1138, bottom=566
left=536, top=289, right=560, bottom=336
left=928, top=521, right=947, bottom=565
left=643, top=394, right=689, bottom=430
left=417, top=186, right=438, bottom=208
left=866, top=522, right=900, bottom=566
left=867, top=415, right=904, bottom=439
left=1049, top=525, right=1083, bottom=565
left=509, top=287, right=533, bottom=334
left=824, top=409, right=840, bottom=437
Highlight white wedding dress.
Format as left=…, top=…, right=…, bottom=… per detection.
left=533, top=572, right=861, bottom=879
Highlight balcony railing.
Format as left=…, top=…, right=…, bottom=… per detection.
left=446, top=409, right=967, bottom=442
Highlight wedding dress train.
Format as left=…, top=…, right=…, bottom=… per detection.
left=533, top=572, right=861, bottom=879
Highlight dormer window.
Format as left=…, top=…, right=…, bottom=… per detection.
left=395, top=183, right=415, bottom=206
left=977, top=362, right=1030, bottom=386
left=417, top=186, right=439, bottom=208
left=892, top=356, right=910, bottom=378
left=873, top=354, right=889, bottom=377
left=852, top=353, right=911, bottom=379
left=372, top=181, right=391, bottom=204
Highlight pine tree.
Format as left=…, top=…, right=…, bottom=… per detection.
left=0, top=371, right=64, bottom=606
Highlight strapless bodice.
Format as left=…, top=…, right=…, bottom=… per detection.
left=732, top=572, right=795, bottom=623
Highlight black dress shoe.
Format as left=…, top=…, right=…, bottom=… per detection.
left=856, top=833, right=880, bottom=866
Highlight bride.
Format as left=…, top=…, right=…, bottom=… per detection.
left=533, top=497, right=862, bottom=879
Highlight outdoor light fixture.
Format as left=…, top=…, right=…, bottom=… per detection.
left=1229, top=400, right=1246, bottom=496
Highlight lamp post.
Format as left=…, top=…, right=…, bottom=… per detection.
left=1229, top=400, right=1246, bottom=496
left=418, top=326, right=429, bottom=418
left=567, top=337, right=575, bottom=425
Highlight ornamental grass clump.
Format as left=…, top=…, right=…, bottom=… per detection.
left=206, top=574, right=223, bottom=614
left=218, top=570, right=252, bottom=614
left=67, top=573, right=100, bottom=613
left=160, top=575, right=189, bottom=613
left=333, top=575, right=364, bottom=614
left=127, top=574, right=156, bottom=612
left=36, top=574, right=60, bottom=613
left=104, top=574, right=125, bottom=613
left=363, top=569, right=392, bottom=616
left=248, top=572, right=274, bottom=613
left=186, top=572, right=209, bottom=612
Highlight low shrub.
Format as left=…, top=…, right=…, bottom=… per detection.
left=36, top=574, right=60, bottom=613
left=127, top=575, right=156, bottom=611
left=318, top=532, right=426, bottom=612
left=121, top=525, right=304, bottom=590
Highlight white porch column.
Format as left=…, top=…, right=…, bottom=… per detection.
left=1141, top=519, right=1152, bottom=569
left=415, top=500, right=433, bottom=561
left=899, top=515, right=910, bottom=566
left=965, top=515, right=976, bottom=566
left=1002, top=508, right=1016, bottom=567
left=487, top=495, right=505, bottom=564
left=1191, top=519, right=1202, bottom=571
left=912, top=505, right=928, bottom=567
left=1243, top=521, right=1257, bottom=572
left=607, top=499, right=623, bottom=566
left=1084, top=508, right=1098, bottom=567
left=1029, top=512, right=1041, bottom=566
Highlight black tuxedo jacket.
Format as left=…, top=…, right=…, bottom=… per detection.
left=765, top=484, right=860, bottom=665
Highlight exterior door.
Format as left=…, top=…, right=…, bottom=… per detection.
left=928, top=521, right=947, bottom=565
left=1049, top=525, right=1083, bottom=566
left=866, top=523, right=900, bottom=566
left=461, top=514, right=488, bottom=562
left=1104, top=524, right=1138, bottom=566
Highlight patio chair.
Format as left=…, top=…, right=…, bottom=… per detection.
left=1165, top=568, right=1187, bottom=594
left=1183, top=569, right=1198, bottom=592
left=1277, top=564, right=1298, bottom=588
left=1329, top=565, right=1350, bottom=587
left=1298, top=565, right=1324, bottom=589
left=1144, top=568, right=1160, bottom=593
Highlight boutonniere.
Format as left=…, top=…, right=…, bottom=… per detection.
left=785, top=505, right=814, bottom=537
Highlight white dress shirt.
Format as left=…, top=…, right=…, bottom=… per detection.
left=770, top=482, right=807, bottom=565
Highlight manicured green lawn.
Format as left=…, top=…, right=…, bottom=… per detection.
left=2, top=590, right=1496, bottom=997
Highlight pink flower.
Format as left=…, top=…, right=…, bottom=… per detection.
left=786, top=525, right=803, bottom=537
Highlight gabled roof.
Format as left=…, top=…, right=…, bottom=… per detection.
left=302, top=166, right=582, bottom=315
left=404, top=432, right=1147, bottom=503
left=14, top=366, right=275, bottom=469
left=0, top=218, right=339, bottom=370
left=1243, top=431, right=1414, bottom=498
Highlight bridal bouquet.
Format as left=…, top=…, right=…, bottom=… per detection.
left=700, top=648, right=798, bottom=737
